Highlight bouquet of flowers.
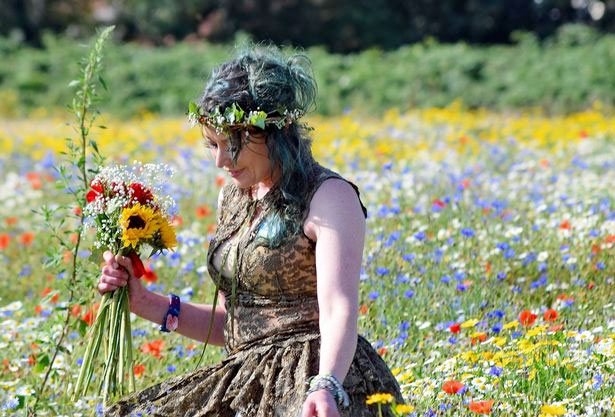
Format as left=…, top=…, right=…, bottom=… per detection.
left=72, top=162, right=177, bottom=404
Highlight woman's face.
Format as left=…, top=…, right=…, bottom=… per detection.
left=202, top=126, right=276, bottom=189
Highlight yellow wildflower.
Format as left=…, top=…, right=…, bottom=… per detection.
left=365, top=393, right=394, bottom=405
left=503, top=320, right=519, bottom=330
left=461, top=319, right=479, bottom=328
left=540, top=404, right=567, bottom=416
left=395, top=404, right=415, bottom=414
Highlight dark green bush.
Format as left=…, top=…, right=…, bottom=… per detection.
left=0, top=25, right=613, bottom=117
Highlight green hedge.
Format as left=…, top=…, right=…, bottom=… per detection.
left=1, top=25, right=613, bottom=117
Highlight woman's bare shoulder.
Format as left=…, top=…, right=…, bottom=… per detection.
left=303, top=178, right=365, bottom=241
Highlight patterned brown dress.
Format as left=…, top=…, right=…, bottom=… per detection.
left=105, top=162, right=403, bottom=417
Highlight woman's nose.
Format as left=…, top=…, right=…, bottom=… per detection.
left=214, top=146, right=231, bottom=168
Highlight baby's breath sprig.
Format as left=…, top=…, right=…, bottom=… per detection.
left=187, top=101, right=304, bottom=132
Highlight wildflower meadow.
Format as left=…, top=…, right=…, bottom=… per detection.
left=2, top=37, right=615, bottom=417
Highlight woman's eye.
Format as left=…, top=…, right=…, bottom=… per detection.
left=203, top=141, right=217, bottom=149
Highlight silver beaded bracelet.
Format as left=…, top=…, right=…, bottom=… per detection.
left=306, top=373, right=350, bottom=409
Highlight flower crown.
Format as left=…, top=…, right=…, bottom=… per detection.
left=187, top=101, right=305, bottom=133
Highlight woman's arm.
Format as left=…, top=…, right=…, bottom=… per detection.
left=101, top=187, right=229, bottom=346
left=130, top=289, right=227, bottom=346
left=305, top=178, right=366, bottom=383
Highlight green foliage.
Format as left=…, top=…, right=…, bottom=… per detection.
left=0, top=24, right=614, bottom=117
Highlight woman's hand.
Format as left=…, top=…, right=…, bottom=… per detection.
left=300, top=390, right=340, bottom=417
left=98, top=250, right=146, bottom=304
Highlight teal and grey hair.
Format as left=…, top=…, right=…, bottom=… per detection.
left=198, top=43, right=318, bottom=247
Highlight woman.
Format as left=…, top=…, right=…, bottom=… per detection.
left=99, top=44, right=403, bottom=417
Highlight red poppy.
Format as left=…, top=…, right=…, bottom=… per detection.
left=196, top=205, right=212, bottom=218
left=133, top=364, right=145, bottom=378
left=471, top=333, right=488, bottom=345
left=559, top=220, right=571, bottom=230
left=71, top=304, right=82, bottom=317
left=129, top=183, right=153, bottom=205
left=73, top=206, right=82, bottom=216
left=543, top=309, right=558, bottom=322
left=82, top=303, right=100, bottom=326
left=41, top=287, right=52, bottom=297
left=215, top=175, right=225, bottom=187
left=142, top=265, right=158, bottom=283
left=461, top=179, right=471, bottom=189
left=548, top=324, right=564, bottom=332
left=433, top=199, right=446, bottom=208
left=605, top=235, right=615, bottom=244
left=449, top=323, right=461, bottom=333
left=19, top=232, right=35, bottom=246
left=519, top=310, right=537, bottom=326
left=4, top=217, right=17, bottom=226
left=34, top=305, right=43, bottom=315
left=468, top=400, right=494, bottom=414
left=377, top=347, right=388, bottom=356
left=141, top=339, right=164, bottom=358
left=442, top=380, right=464, bottom=394
left=26, top=172, right=42, bottom=189
left=0, top=234, right=9, bottom=250
left=359, top=304, right=368, bottom=315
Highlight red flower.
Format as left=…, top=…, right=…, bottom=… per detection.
left=142, top=265, right=158, bottom=283
left=19, top=232, right=35, bottom=246
left=141, top=339, right=164, bottom=358
left=468, top=400, right=494, bottom=414
left=129, top=183, right=153, bottom=205
left=519, top=310, right=537, bottom=326
left=442, top=380, right=464, bottom=394
left=82, top=302, right=100, bottom=326
left=449, top=323, right=461, bottom=333
left=133, top=364, right=145, bottom=378
left=0, top=234, right=9, bottom=250
left=433, top=199, right=446, bottom=208
left=86, top=181, right=104, bottom=203
left=543, top=309, right=558, bottom=322
left=559, top=220, right=571, bottom=230
left=195, top=205, right=212, bottom=218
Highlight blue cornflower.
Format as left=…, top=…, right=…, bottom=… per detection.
left=489, top=366, right=503, bottom=376
left=376, top=267, right=390, bottom=276
left=511, top=331, right=522, bottom=339
left=448, top=336, right=457, bottom=344
left=399, top=321, right=411, bottom=331
left=441, top=275, right=451, bottom=284
left=402, top=253, right=415, bottom=262
left=496, top=242, right=509, bottom=251
left=96, top=403, right=104, bottom=416
left=487, top=309, right=505, bottom=319
left=404, top=290, right=414, bottom=298
left=19, top=265, right=32, bottom=277
left=2, top=398, right=20, bottom=411
left=414, top=231, right=426, bottom=241
left=461, top=228, right=475, bottom=238
left=368, top=291, right=379, bottom=301
left=503, top=249, right=515, bottom=259
left=456, top=284, right=467, bottom=292
left=496, top=272, right=506, bottom=281
left=596, top=262, right=606, bottom=270
left=492, top=322, right=502, bottom=334
left=167, top=365, right=176, bottom=373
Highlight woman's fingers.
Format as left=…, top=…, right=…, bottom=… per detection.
left=102, top=265, right=128, bottom=279
left=116, top=255, right=135, bottom=279
left=103, top=250, right=118, bottom=268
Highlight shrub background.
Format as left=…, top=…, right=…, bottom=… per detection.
left=1, top=24, right=613, bottom=117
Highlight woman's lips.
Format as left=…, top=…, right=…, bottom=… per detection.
left=228, top=169, right=244, bottom=178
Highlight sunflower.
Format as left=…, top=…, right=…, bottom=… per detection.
left=120, top=203, right=161, bottom=249
left=157, top=215, right=177, bottom=250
